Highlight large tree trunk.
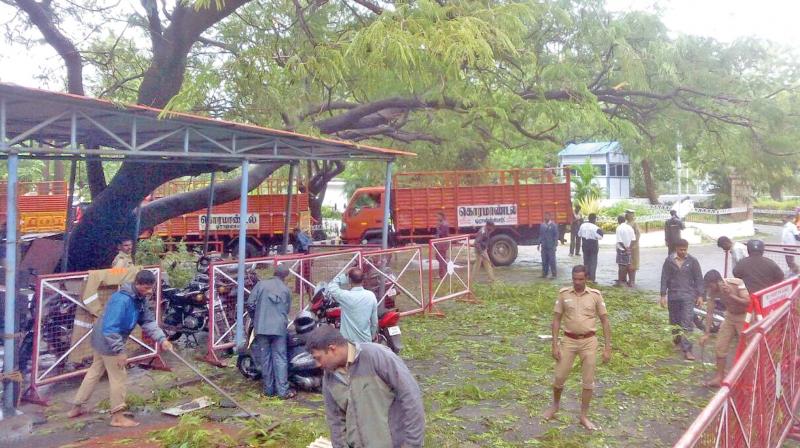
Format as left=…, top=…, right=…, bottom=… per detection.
left=769, top=182, right=783, bottom=201
left=641, top=159, right=659, bottom=204
left=303, top=161, right=345, bottom=239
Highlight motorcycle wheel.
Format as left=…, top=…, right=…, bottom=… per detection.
left=693, top=314, right=706, bottom=332
left=376, top=331, right=402, bottom=354
left=236, top=354, right=262, bottom=380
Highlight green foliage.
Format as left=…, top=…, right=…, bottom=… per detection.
left=321, top=205, right=342, bottom=220
left=150, top=415, right=234, bottom=448
left=571, top=159, right=603, bottom=203
left=600, top=201, right=651, bottom=219
left=135, top=236, right=165, bottom=266
left=753, top=198, right=800, bottom=211
left=134, top=237, right=196, bottom=288
left=575, top=197, right=601, bottom=216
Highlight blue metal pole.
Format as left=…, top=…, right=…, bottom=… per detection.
left=2, top=97, right=19, bottom=411
left=381, top=160, right=393, bottom=249
left=235, top=160, right=249, bottom=350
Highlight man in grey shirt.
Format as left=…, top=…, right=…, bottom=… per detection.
left=328, top=268, right=378, bottom=343
left=247, top=264, right=294, bottom=398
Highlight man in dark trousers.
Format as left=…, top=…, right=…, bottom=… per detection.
left=659, top=239, right=703, bottom=361
left=664, top=210, right=685, bottom=255
left=435, top=211, right=450, bottom=278
left=247, top=264, right=295, bottom=399
left=539, top=212, right=560, bottom=279
left=733, top=239, right=784, bottom=295
left=578, top=214, right=603, bottom=282
left=67, top=270, right=173, bottom=427
left=308, top=325, right=425, bottom=448
left=569, top=205, right=583, bottom=256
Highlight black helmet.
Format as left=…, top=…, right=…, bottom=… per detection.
left=746, top=239, right=765, bottom=254
left=293, top=311, right=317, bottom=334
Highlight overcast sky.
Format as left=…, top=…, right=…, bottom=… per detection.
left=1, top=0, right=798, bottom=89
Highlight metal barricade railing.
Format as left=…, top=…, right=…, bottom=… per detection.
left=204, top=257, right=274, bottom=367
left=428, top=235, right=472, bottom=311
left=23, top=267, right=166, bottom=405
left=362, top=246, right=426, bottom=316
left=763, top=243, right=800, bottom=277
left=675, top=281, right=800, bottom=447
left=276, top=249, right=363, bottom=312
left=202, top=250, right=363, bottom=366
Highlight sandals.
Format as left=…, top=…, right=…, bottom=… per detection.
left=281, top=389, right=297, bottom=400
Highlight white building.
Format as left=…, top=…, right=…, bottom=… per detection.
left=323, top=178, right=349, bottom=212
left=558, top=141, right=631, bottom=199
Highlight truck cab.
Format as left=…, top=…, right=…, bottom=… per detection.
left=341, top=187, right=386, bottom=244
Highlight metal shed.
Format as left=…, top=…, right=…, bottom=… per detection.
left=0, top=83, right=412, bottom=412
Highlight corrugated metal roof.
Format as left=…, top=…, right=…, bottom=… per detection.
left=558, top=141, right=621, bottom=157
left=0, top=83, right=414, bottom=162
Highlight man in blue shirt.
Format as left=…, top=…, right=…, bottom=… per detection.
left=67, top=270, right=172, bottom=427
left=539, top=212, right=560, bottom=279
left=328, top=268, right=378, bottom=343
left=293, top=227, right=312, bottom=254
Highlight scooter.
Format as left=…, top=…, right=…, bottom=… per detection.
left=236, top=311, right=323, bottom=392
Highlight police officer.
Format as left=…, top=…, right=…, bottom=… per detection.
left=543, top=265, right=612, bottom=431
left=111, top=238, right=134, bottom=268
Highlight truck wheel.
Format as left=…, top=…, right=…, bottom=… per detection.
left=488, top=234, right=517, bottom=266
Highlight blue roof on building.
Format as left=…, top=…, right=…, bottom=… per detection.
left=558, top=141, right=621, bottom=157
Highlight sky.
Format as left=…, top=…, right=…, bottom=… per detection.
left=1, top=0, right=799, bottom=89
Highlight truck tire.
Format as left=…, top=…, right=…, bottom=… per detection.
left=488, top=234, right=517, bottom=266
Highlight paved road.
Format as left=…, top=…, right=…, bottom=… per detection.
left=481, top=225, right=785, bottom=293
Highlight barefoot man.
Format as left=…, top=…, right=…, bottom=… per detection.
left=543, top=265, right=612, bottom=430
left=699, top=269, right=750, bottom=387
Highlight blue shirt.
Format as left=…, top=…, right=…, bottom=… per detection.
left=540, top=221, right=559, bottom=249
left=294, top=231, right=312, bottom=253
left=328, top=274, right=378, bottom=343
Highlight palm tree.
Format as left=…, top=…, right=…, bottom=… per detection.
left=571, top=158, right=604, bottom=203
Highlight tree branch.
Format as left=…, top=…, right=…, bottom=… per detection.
left=350, top=0, right=383, bottom=14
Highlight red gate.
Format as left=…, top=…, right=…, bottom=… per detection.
left=428, top=235, right=472, bottom=311
left=23, top=267, right=166, bottom=405
left=363, top=246, right=426, bottom=316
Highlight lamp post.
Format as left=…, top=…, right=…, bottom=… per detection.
left=676, top=143, right=682, bottom=197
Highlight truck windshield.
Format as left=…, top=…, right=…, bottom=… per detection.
left=350, top=192, right=380, bottom=216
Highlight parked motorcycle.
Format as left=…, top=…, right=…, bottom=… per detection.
left=236, top=311, right=322, bottom=391
left=693, top=297, right=726, bottom=334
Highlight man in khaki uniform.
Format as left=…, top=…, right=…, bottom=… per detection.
left=543, top=265, right=612, bottom=431
left=111, top=238, right=134, bottom=268
left=699, top=269, right=751, bottom=387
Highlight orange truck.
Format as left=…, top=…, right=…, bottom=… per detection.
left=341, top=168, right=573, bottom=265
left=148, top=179, right=310, bottom=256
left=0, top=179, right=310, bottom=257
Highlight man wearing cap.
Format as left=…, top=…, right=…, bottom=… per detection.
left=543, top=265, right=612, bottom=431
left=569, top=205, right=583, bottom=257
left=664, top=210, right=685, bottom=255
left=614, top=215, right=635, bottom=287
left=625, top=209, right=640, bottom=287
left=699, top=270, right=750, bottom=387
left=247, top=264, right=295, bottom=399
left=733, top=239, right=784, bottom=295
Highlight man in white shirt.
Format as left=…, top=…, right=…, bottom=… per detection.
left=578, top=213, right=604, bottom=282
left=781, top=215, right=800, bottom=274
left=614, top=215, right=635, bottom=287
left=717, top=236, right=747, bottom=272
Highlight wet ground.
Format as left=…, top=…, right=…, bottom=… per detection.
left=477, top=225, right=784, bottom=292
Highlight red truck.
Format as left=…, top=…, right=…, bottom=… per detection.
left=341, top=168, right=573, bottom=265
left=0, top=178, right=310, bottom=256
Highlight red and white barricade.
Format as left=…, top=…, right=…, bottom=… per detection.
left=362, top=246, right=426, bottom=316
left=428, top=235, right=472, bottom=312
left=676, top=279, right=800, bottom=447
left=23, top=267, right=167, bottom=405
left=276, top=249, right=362, bottom=312
left=204, top=256, right=274, bottom=367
